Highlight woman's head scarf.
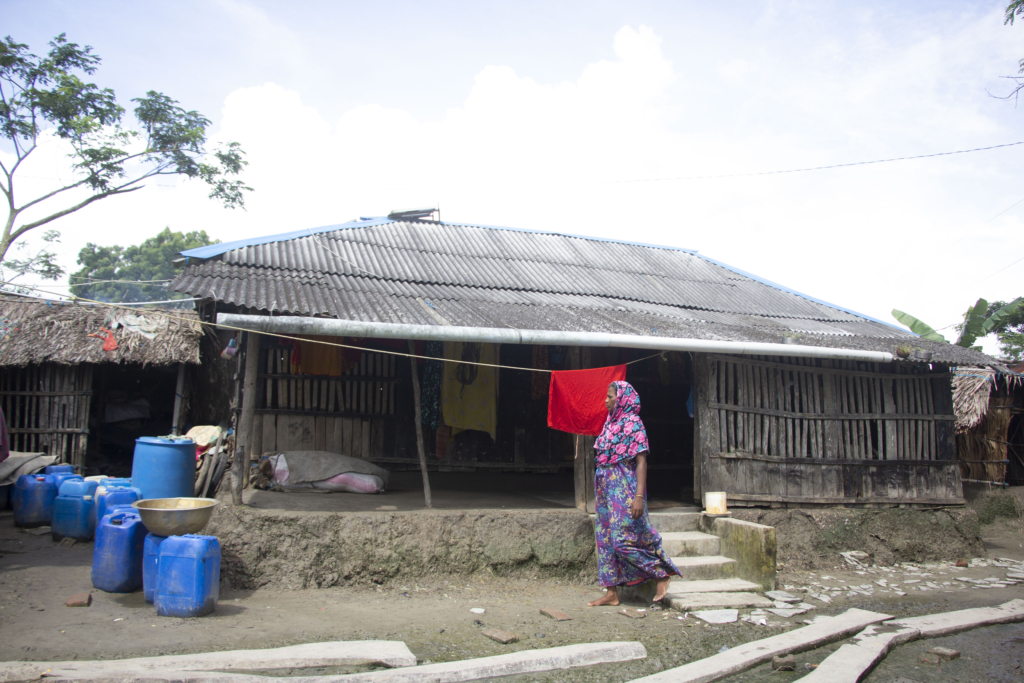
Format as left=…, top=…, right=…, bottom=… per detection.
left=594, top=380, right=649, bottom=466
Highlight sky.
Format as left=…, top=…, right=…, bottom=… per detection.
left=3, top=0, right=1024, bottom=354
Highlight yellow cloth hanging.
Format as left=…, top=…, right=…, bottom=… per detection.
left=441, top=342, right=498, bottom=440
left=289, top=335, right=354, bottom=376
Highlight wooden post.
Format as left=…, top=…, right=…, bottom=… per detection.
left=408, top=340, right=432, bottom=508
left=171, top=363, right=186, bottom=436
left=232, top=332, right=261, bottom=506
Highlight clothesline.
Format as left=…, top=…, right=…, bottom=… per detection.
left=1, top=280, right=668, bottom=374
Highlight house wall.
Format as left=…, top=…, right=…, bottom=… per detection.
left=694, top=353, right=962, bottom=506
left=0, top=363, right=92, bottom=470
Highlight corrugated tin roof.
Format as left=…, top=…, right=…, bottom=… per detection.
left=171, top=217, right=1000, bottom=366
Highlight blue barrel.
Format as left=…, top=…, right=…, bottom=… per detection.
left=12, top=474, right=58, bottom=528
left=131, top=437, right=195, bottom=500
left=143, top=533, right=168, bottom=603
left=45, top=464, right=74, bottom=475
left=51, top=480, right=99, bottom=541
left=92, top=511, right=148, bottom=592
left=92, top=486, right=142, bottom=530
left=155, top=535, right=220, bottom=617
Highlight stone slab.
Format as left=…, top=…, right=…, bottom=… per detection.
left=620, top=609, right=647, bottom=619
left=42, top=642, right=649, bottom=683
left=0, top=641, right=417, bottom=682
left=890, top=599, right=1024, bottom=637
left=767, top=608, right=807, bottom=618
left=929, top=646, right=960, bottom=661
left=798, top=624, right=920, bottom=683
left=765, top=591, right=799, bottom=603
left=664, top=592, right=772, bottom=611
left=691, top=609, right=738, bottom=624
left=670, top=555, right=737, bottom=581
left=660, top=532, right=721, bottom=557
left=626, top=608, right=892, bottom=683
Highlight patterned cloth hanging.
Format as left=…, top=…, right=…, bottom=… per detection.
left=420, top=341, right=444, bottom=429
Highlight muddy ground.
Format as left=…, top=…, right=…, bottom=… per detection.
left=2, top=504, right=1024, bottom=682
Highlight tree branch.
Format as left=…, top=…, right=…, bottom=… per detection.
left=10, top=186, right=141, bottom=239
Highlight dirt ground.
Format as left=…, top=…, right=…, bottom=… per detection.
left=2, top=505, right=1024, bottom=683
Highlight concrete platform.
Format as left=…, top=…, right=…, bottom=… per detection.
left=665, top=578, right=762, bottom=594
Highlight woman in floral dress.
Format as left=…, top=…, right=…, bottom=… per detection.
left=587, top=381, right=681, bottom=607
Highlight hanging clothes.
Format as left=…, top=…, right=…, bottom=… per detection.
left=420, top=341, right=444, bottom=429
left=546, top=364, right=627, bottom=435
left=289, top=336, right=357, bottom=376
left=441, top=342, right=498, bottom=440
left=531, top=345, right=549, bottom=400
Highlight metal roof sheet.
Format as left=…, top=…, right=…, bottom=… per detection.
left=171, top=216, right=977, bottom=355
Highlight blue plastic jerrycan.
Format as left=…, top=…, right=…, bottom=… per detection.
left=155, top=535, right=220, bottom=617
left=92, top=511, right=148, bottom=592
left=51, top=479, right=99, bottom=541
left=143, top=533, right=168, bottom=603
left=12, top=474, right=58, bottom=528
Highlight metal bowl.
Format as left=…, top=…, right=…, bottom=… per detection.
left=132, top=498, right=219, bottom=536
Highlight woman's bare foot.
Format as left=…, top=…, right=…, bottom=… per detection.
left=652, top=577, right=673, bottom=602
left=587, top=588, right=620, bottom=607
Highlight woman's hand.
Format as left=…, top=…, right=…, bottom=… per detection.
left=630, top=495, right=644, bottom=519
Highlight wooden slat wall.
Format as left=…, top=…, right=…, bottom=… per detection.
left=696, top=354, right=962, bottom=505
left=0, top=363, right=93, bottom=470
left=254, top=346, right=403, bottom=459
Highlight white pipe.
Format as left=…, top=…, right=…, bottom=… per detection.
left=217, top=313, right=894, bottom=363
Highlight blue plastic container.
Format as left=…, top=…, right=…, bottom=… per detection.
left=12, top=474, right=58, bottom=528
left=143, top=533, right=168, bottom=603
left=102, top=478, right=132, bottom=488
left=51, top=473, right=83, bottom=497
left=51, top=480, right=100, bottom=542
left=131, top=437, right=195, bottom=501
left=155, top=534, right=220, bottom=617
left=92, top=485, right=143, bottom=530
left=44, top=464, right=74, bottom=475
left=92, top=511, right=148, bottom=592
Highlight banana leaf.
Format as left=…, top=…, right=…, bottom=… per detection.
left=891, top=309, right=947, bottom=342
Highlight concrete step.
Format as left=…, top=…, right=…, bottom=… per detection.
left=672, top=555, right=737, bottom=581
left=649, top=511, right=701, bottom=532
left=660, top=531, right=720, bottom=557
left=665, top=578, right=762, bottom=594
left=662, top=591, right=773, bottom=611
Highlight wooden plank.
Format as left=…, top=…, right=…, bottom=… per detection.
left=251, top=414, right=264, bottom=457
left=343, top=417, right=355, bottom=457
left=707, top=353, right=950, bottom=380
left=371, top=418, right=385, bottom=457
left=262, top=412, right=277, bottom=452
left=301, top=415, right=315, bottom=450
left=361, top=419, right=371, bottom=458
left=726, top=492, right=962, bottom=505
left=709, top=452, right=957, bottom=467
left=821, top=364, right=838, bottom=458
left=315, top=415, right=327, bottom=451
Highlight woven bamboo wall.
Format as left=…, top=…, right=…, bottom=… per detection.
left=695, top=354, right=961, bottom=506
left=0, top=363, right=93, bottom=470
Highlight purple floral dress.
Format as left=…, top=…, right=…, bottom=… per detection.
left=594, top=381, right=681, bottom=588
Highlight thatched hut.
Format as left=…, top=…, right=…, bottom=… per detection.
left=953, top=367, right=1024, bottom=486
left=0, top=294, right=204, bottom=473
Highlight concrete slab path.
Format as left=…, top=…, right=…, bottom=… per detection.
left=0, top=641, right=416, bottom=683
left=40, top=642, right=648, bottom=683
left=627, top=608, right=891, bottom=683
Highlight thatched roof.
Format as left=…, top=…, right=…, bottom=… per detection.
left=0, top=295, right=202, bottom=367
left=952, top=367, right=1022, bottom=432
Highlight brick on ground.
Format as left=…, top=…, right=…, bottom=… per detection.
left=481, top=629, right=518, bottom=644
left=540, top=608, right=572, bottom=621
left=65, top=593, right=91, bottom=607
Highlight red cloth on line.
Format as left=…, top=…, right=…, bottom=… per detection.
left=547, top=364, right=627, bottom=435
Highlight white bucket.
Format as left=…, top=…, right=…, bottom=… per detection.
left=705, top=491, right=728, bottom=515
